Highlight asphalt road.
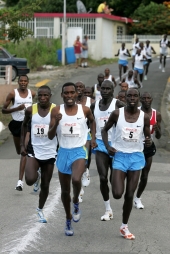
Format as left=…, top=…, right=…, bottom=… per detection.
left=0, top=58, right=170, bottom=254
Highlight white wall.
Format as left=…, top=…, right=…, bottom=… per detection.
left=101, top=19, right=114, bottom=58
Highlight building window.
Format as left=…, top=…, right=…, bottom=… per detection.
left=117, top=26, right=123, bottom=36
left=60, top=18, right=96, bottom=40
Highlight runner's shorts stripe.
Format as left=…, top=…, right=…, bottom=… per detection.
left=56, top=146, right=88, bottom=175
left=8, top=120, right=22, bottom=137
left=112, top=151, right=145, bottom=172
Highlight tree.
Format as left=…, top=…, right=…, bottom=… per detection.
left=128, top=2, right=170, bottom=34
left=5, top=0, right=19, bottom=7
left=0, top=0, right=43, bottom=43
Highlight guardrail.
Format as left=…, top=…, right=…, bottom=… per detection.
left=0, top=65, right=12, bottom=85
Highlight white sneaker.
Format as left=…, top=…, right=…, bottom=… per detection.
left=144, top=75, right=147, bottom=80
left=15, top=180, right=23, bottom=191
left=140, top=82, right=143, bottom=88
left=78, top=195, right=83, bottom=203
left=120, top=225, right=135, bottom=240
left=162, top=68, right=165, bottom=72
left=101, top=210, right=113, bottom=221
left=82, top=168, right=90, bottom=187
left=134, top=197, right=144, bottom=209
left=159, top=64, right=162, bottom=69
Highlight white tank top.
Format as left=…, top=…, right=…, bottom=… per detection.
left=145, top=45, right=152, bottom=59
left=94, top=98, right=117, bottom=141
left=31, top=103, right=57, bottom=160
left=125, top=76, right=138, bottom=88
left=104, top=75, right=112, bottom=81
left=85, top=96, right=91, bottom=108
left=94, top=84, right=102, bottom=101
left=132, top=42, right=140, bottom=56
left=119, top=48, right=128, bottom=60
left=111, top=107, right=144, bottom=153
left=134, top=54, right=144, bottom=69
left=57, top=104, right=88, bottom=148
left=160, top=39, right=168, bottom=49
left=11, top=89, right=33, bottom=121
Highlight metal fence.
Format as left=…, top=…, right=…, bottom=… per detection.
left=114, top=35, right=162, bottom=43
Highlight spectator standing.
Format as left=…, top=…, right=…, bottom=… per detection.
left=73, top=36, right=82, bottom=68
left=81, top=35, right=88, bottom=67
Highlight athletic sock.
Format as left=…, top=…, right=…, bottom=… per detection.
left=104, top=200, right=111, bottom=211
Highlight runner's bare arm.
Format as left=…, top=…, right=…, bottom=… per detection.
left=2, top=90, right=25, bottom=114
left=84, top=106, right=97, bottom=148
left=48, top=106, right=62, bottom=140
left=20, top=106, right=32, bottom=155
left=154, top=111, right=161, bottom=139
left=143, top=113, right=152, bottom=147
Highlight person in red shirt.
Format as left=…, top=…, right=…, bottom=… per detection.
left=73, top=36, right=82, bottom=68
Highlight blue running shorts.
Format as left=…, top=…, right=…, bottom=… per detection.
left=118, top=59, right=128, bottom=66
left=112, top=151, right=145, bottom=173
left=134, top=67, right=144, bottom=74
left=92, top=139, right=112, bottom=156
left=56, top=146, right=88, bottom=175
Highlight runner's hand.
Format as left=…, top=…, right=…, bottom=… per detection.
left=144, top=136, right=152, bottom=147
left=106, top=145, right=117, bottom=156
left=91, top=139, right=97, bottom=149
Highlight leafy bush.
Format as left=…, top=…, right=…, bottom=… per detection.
left=4, top=38, right=62, bottom=70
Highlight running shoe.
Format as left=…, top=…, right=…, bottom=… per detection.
left=15, top=180, right=23, bottom=191
left=36, top=208, right=47, bottom=223
left=78, top=195, right=83, bottom=203
left=134, top=197, right=144, bottom=209
left=33, top=168, right=41, bottom=192
left=162, top=68, right=165, bottom=72
left=140, top=82, right=143, bottom=88
left=120, top=226, right=135, bottom=240
left=72, top=203, right=81, bottom=222
left=144, top=75, right=147, bottom=80
left=159, top=64, right=162, bottom=69
left=65, top=219, right=74, bottom=236
left=82, top=168, right=90, bottom=187
left=101, top=210, right=113, bottom=221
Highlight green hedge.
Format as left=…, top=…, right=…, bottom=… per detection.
left=4, top=38, right=62, bottom=70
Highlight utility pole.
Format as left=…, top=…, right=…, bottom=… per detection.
left=62, top=0, right=66, bottom=65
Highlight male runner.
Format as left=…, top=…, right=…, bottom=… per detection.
left=104, top=68, right=117, bottom=87
left=20, top=85, right=57, bottom=223
left=48, top=82, right=96, bottom=236
left=91, top=80, right=125, bottom=221
left=102, top=88, right=152, bottom=239
left=84, top=86, right=94, bottom=99
left=2, top=75, right=35, bottom=191
left=159, top=34, right=170, bottom=72
left=75, top=81, right=95, bottom=202
left=92, top=73, right=104, bottom=101
left=134, top=92, right=161, bottom=209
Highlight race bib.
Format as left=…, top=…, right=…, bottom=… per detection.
left=33, top=124, right=49, bottom=138
left=98, top=116, right=108, bottom=129
left=61, top=123, right=81, bottom=137
left=121, top=127, right=140, bottom=142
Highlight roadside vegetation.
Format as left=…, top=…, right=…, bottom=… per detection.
left=4, top=38, right=62, bottom=70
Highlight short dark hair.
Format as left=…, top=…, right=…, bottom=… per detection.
left=62, top=82, right=77, bottom=93
left=127, top=88, right=140, bottom=96
left=118, top=90, right=126, bottom=96
left=18, top=75, right=29, bottom=82
left=38, top=85, right=51, bottom=94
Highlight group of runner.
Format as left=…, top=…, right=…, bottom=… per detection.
left=1, top=36, right=164, bottom=239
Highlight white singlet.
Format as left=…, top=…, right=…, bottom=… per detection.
left=94, top=84, right=102, bottom=101
left=11, top=89, right=32, bottom=121
left=134, top=54, right=144, bottom=69
left=85, top=96, right=91, bottom=108
left=94, top=98, right=117, bottom=141
left=104, top=75, right=112, bottom=82
left=31, top=103, right=57, bottom=160
left=119, top=48, right=128, bottom=60
left=160, top=39, right=169, bottom=55
left=111, top=107, right=144, bottom=153
left=145, top=45, right=152, bottom=59
left=125, top=75, right=138, bottom=88
left=132, top=42, right=140, bottom=56
left=57, top=104, right=88, bottom=148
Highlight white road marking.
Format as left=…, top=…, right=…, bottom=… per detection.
left=2, top=180, right=61, bottom=254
